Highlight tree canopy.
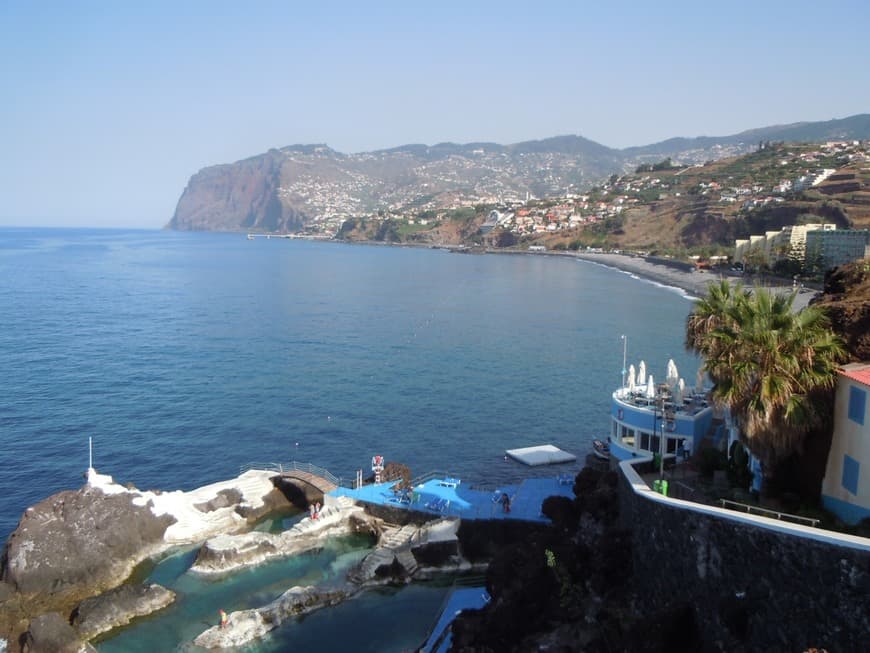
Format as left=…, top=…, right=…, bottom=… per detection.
left=686, top=280, right=844, bottom=470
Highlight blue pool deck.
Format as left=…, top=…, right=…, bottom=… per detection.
left=419, top=586, right=490, bottom=653
left=329, top=472, right=576, bottom=522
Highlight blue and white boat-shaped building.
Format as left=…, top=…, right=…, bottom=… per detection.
left=608, top=359, right=714, bottom=462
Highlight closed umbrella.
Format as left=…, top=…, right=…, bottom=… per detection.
left=666, top=359, right=679, bottom=388
left=673, top=378, right=684, bottom=405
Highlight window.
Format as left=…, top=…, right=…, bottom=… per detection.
left=842, top=454, right=859, bottom=495
left=848, top=386, right=866, bottom=425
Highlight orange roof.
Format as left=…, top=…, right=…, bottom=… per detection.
left=840, top=364, right=870, bottom=386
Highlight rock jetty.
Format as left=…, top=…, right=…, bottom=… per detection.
left=0, top=467, right=293, bottom=650
left=191, top=495, right=372, bottom=574
left=71, top=583, right=176, bottom=640
left=194, top=585, right=352, bottom=649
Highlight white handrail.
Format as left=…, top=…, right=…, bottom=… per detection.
left=719, top=498, right=820, bottom=527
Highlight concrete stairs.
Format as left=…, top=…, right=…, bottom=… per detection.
left=349, top=547, right=396, bottom=583
left=379, top=523, right=418, bottom=550
left=349, top=523, right=421, bottom=583
left=395, top=549, right=418, bottom=576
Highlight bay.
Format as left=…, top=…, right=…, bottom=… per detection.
left=0, top=228, right=699, bottom=543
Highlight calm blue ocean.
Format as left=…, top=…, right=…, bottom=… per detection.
left=0, top=228, right=699, bottom=543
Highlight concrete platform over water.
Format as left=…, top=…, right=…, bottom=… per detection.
left=330, top=472, right=576, bottom=523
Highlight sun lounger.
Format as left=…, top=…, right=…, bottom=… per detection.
left=425, top=498, right=449, bottom=513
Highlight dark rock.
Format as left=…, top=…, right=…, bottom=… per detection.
left=541, top=495, right=578, bottom=532
left=235, top=483, right=292, bottom=520
left=456, top=519, right=550, bottom=562
left=451, top=464, right=637, bottom=652
left=71, top=583, right=175, bottom=639
left=272, top=476, right=326, bottom=510
left=411, top=540, right=457, bottom=567
left=1, top=486, right=174, bottom=598
left=813, top=258, right=870, bottom=361
left=21, top=612, right=96, bottom=653
left=195, top=489, right=242, bottom=513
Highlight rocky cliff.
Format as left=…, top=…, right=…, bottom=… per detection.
left=813, top=258, right=870, bottom=361
left=168, top=150, right=304, bottom=232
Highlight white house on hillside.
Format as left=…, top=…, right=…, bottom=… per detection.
left=822, top=362, right=870, bottom=525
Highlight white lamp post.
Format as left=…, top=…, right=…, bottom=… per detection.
left=620, top=335, right=627, bottom=390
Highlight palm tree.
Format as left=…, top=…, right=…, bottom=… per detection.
left=686, top=282, right=845, bottom=479
left=684, top=279, right=751, bottom=384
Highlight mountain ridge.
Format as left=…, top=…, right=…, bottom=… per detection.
left=168, top=114, right=870, bottom=233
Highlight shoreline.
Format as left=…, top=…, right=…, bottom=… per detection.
left=572, top=251, right=709, bottom=299
left=247, top=233, right=820, bottom=310
left=570, top=251, right=817, bottom=310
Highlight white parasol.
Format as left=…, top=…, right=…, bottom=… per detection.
left=627, top=364, right=636, bottom=392
left=637, top=360, right=647, bottom=386
left=666, top=359, right=679, bottom=388
left=673, top=378, right=685, bottom=405
left=646, top=373, right=656, bottom=399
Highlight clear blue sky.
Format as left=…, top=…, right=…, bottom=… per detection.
left=2, top=0, right=868, bottom=228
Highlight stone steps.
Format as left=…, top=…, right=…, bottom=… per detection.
left=379, top=523, right=418, bottom=549
left=395, top=549, right=418, bottom=576
left=349, top=523, right=422, bottom=583
left=349, top=548, right=396, bottom=583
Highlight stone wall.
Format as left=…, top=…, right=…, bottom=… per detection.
left=618, top=461, right=870, bottom=651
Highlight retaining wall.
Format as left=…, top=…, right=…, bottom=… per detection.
left=618, top=460, right=870, bottom=651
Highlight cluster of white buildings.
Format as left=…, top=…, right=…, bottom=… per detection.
left=734, top=223, right=870, bottom=274
left=482, top=202, right=606, bottom=236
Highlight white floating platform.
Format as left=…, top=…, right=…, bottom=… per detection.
left=505, top=444, right=576, bottom=466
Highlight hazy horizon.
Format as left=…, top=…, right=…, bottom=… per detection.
left=2, top=0, right=869, bottom=229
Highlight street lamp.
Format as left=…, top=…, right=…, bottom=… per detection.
left=658, top=394, right=666, bottom=479
left=620, top=335, right=627, bottom=390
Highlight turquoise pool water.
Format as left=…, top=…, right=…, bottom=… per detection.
left=95, top=533, right=449, bottom=652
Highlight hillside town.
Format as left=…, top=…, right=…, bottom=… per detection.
left=292, top=140, right=870, bottom=276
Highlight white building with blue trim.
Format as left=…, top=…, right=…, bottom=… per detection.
left=609, top=360, right=715, bottom=462
left=822, top=362, right=870, bottom=525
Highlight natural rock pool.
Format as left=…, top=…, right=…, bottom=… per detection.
left=94, top=532, right=450, bottom=652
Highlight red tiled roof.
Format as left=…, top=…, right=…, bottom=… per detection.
left=840, top=365, right=870, bottom=386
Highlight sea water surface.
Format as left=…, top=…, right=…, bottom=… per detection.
left=0, top=228, right=700, bottom=649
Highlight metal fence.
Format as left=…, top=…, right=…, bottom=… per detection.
left=409, top=470, right=454, bottom=487
left=718, top=498, right=820, bottom=527
left=240, top=461, right=342, bottom=487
